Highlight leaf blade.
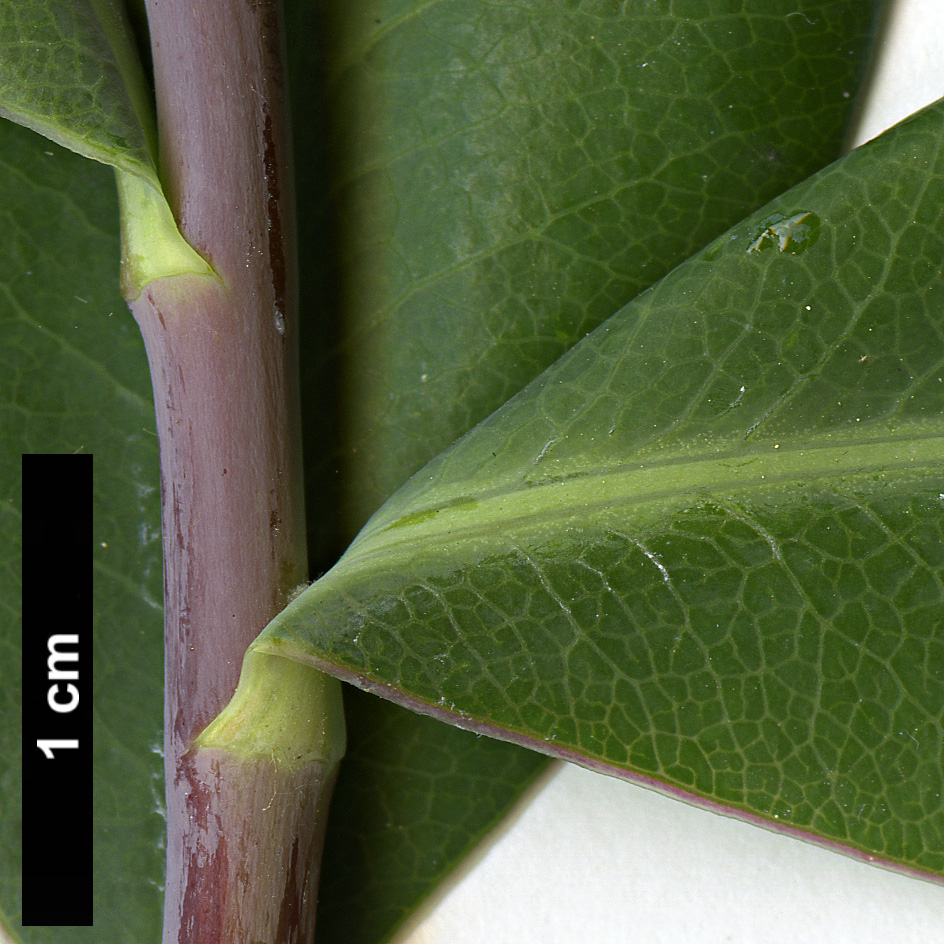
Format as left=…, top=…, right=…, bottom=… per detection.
left=261, top=97, right=944, bottom=883
left=296, top=3, right=884, bottom=937
left=326, top=0, right=883, bottom=530
left=0, top=119, right=164, bottom=943
left=315, top=689, right=548, bottom=944
left=0, top=0, right=157, bottom=183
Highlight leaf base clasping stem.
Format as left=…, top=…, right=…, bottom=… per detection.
left=120, top=0, right=346, bottom=940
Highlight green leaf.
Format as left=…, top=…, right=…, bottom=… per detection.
left=294, top=3, right=880, bottom=938
left=0, top=2, right=891, bottom=942
left=257, top=98, right=944, bottom=883
left=0, top=0, right=214, bottom=300
left=326, top=0, right=880, bottom=532
left=0, top=0, right=158, bottom=184
left=0, top=120, right=164, bottom=942
left=315, top=689, right=548, bottom=944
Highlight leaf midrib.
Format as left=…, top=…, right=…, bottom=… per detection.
left=344, top=422, right=944, bottom=575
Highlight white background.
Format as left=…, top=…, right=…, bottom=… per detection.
left=399, top=2, right=944, bottom=941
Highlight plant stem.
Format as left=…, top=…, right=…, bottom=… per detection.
left=124, top=1, right=344, bottom=940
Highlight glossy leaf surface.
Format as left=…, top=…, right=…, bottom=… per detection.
left=0, top=0, right=157, bottom=182
left=0, top=120, right=164, bottom=942
left=315, top=689, right=548, bottom=944
left=289, top=21, right=553, bottom=943
left=0, top=2, right=889, bottom=943
left=304, top=3, right=879, bottom=936
left=326, top=0, right=880, bottom=531
left=258, top=99, right=944, bottom=883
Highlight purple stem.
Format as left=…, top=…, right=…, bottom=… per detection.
left=127, top=1, right=341, bottom=940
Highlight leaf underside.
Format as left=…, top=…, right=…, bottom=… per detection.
left=326, top=0, right=881, bottom=534
left=0, top=0, right=888, bottom=941
left=315, top=688, right=548, bottom=944
left=0, top=120, right=164, bottom=943
left=260, top=98, right=944, bottom=884
left=299, top=3, right=880, bottom=937
left=0, top=0, right=156, bottom=182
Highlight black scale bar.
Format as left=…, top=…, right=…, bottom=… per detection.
left=21, top=454, right=93, bottom=926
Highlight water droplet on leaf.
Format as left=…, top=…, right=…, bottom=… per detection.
left=747, top=210, right=820, bottom=254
